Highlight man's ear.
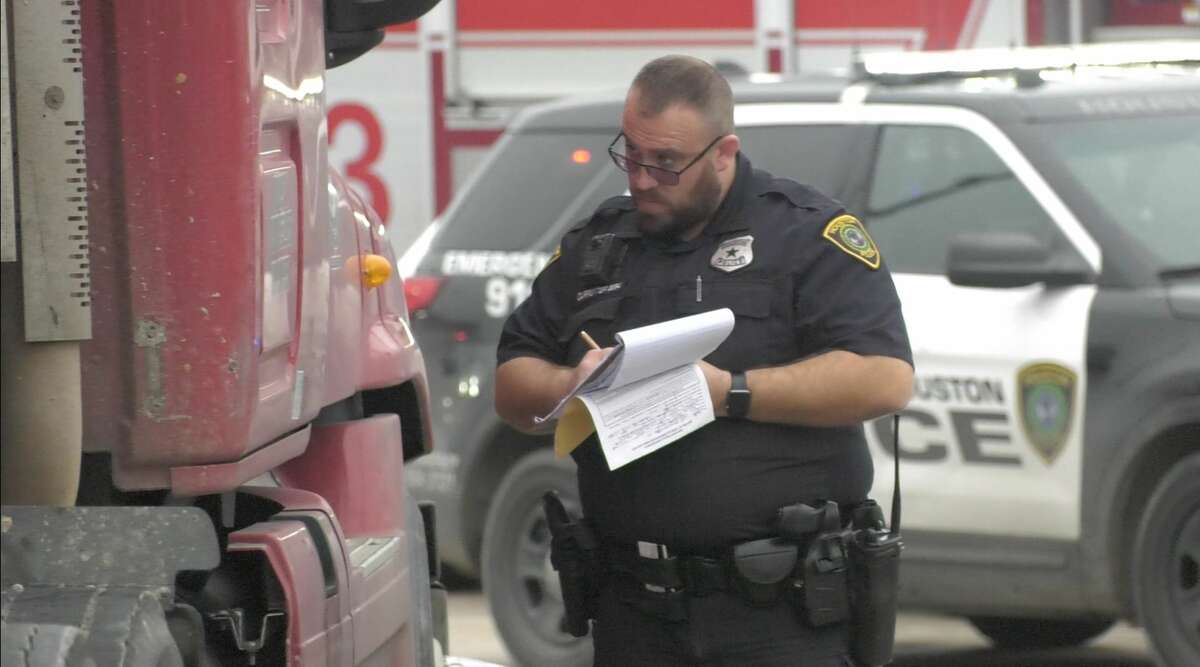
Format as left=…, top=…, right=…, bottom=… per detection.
left=715, top=134, right=740, bottom=172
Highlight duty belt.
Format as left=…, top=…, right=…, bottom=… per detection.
left=602, top=541, right=731, bottom=596
left=601, top=511, right=841, bottom=608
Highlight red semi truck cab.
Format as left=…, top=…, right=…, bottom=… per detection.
left=1, top=1, right=446, bottom=665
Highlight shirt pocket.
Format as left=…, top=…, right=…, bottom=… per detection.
left=557, top=296, right=622, bottom=360
left=674, top=280, right=775, bottom=367
left=674, top=279, right=772, bottom=319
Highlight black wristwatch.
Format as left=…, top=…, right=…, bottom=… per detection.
left=726, top=370, right=751, bottom=419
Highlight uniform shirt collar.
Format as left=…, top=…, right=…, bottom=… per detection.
left=703, top=152, right=754, bottom=237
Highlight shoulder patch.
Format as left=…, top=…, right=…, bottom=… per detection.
left=544, top=245, right=562, bottom=267
left=822, top=214, right=881, bottom=270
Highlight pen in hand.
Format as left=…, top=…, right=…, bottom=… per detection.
left=579, top=330, right=601, bottom=351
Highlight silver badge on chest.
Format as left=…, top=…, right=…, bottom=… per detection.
left=711, top=235, right=754, bottom=273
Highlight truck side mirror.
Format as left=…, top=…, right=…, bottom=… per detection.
left=325, top=0, right=443, bottom=68
left=946, top=231, right=1094, bottom=288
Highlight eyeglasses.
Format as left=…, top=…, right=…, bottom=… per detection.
left=607, top=132, right=724, bottom=186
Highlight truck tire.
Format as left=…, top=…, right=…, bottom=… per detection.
left=1, top=588, right=184, bottom=667
left=481, top=449, right=591, bottom=667
left=967, top=615, right=1114, bottom=649
left=1134, top=450, right=1200, bottom=667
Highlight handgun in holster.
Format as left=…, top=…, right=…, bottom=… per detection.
left=778, top=500, right=851, bottom=627
left=542, top=491, right=598, bottom=637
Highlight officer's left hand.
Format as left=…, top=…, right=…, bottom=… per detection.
left=698, top=360, right=733, bottom=417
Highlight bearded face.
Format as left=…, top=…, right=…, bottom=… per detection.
left=617, top=89, right=737, bottom=241
left=634, top=159, right=724, bottom=240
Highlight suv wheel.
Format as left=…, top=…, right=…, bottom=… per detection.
left=481, top=449, right=591, bottom=667
left=967, top=616, right=1114, bottom=649
left=1134, top=450, right=1200, bottom=667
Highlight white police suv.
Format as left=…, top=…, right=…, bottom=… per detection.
left=403, top=43, right=1200, bottom=667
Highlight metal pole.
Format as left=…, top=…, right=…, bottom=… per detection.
left=1069, top=0, right=1084, bottom=45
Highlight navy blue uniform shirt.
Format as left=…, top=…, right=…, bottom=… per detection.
left=498, top=153, right=912, bottom=552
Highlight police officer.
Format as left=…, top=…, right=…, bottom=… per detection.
left=496, top=55, right=913, bottom=666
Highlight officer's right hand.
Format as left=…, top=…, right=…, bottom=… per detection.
left=568, top=347, right=611, bottom=391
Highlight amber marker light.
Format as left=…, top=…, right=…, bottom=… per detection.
left=572, top=148, right=592, bottom=164
left=353, top=254, right=392, bottom=288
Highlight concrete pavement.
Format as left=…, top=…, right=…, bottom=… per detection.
left=445, top=589, right=1154, bottom=667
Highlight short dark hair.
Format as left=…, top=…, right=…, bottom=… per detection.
left=630, top=55, right=734, bottom=135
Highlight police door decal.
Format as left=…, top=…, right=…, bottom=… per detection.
left=1018, top=362, right=1077, bottom=465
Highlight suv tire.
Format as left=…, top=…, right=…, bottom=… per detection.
left=967, top=615, right=1114, bottom=649
left=1134, top=450, right=1200, bottom=667
left=481, top=449, right=591, bottom=667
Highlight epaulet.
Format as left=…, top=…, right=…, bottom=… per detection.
left=568, top=195, right=635, bottom=232
left=760, top=178, right=840, bottom=212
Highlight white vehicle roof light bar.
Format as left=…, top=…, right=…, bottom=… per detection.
left=857, top=40, right=1200, bottom=87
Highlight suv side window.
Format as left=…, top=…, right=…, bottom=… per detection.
left=738, top=125, right=861, bottom=198
left=865, top=125, right=1057, bottom=275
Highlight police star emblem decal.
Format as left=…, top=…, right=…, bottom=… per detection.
left=711, top=235, right=754, bottom=272
left=1017, top=362, right=1077, bottom=465
left=822, top=215, right=880, bottom=269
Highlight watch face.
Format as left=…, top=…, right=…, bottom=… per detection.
left=726, top=371, right=750, bottom=418
left=729, top=393, right=750, bottom=418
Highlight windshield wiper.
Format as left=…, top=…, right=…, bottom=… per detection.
left=867, top=172, right=1013, bottom=218
left=1161, top=266, right=1200, bottom=280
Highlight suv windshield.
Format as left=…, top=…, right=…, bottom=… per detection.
left=1035, top=114, right=1200, bottom=271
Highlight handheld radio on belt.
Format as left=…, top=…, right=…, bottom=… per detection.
left=847, top=413, right=904, bottom=667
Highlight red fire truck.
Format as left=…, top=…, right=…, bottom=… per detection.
left=1, top=1, right=447, bottom=665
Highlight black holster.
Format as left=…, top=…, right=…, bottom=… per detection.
left=847, top=501, right=902, bottom=667
left=778, top=500, right=851, bottom=627
left=542, top=491, right=598, bottom=637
